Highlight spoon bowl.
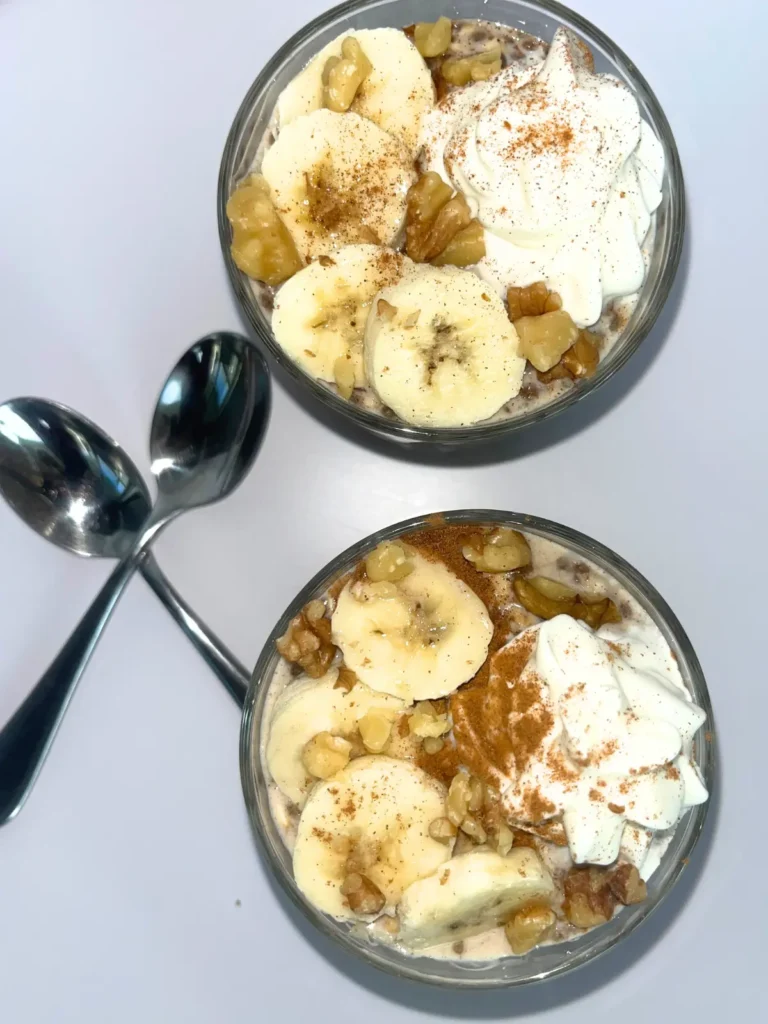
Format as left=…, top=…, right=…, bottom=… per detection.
left=150, top=332, right=270, bottom=512
left=0, top=399, right=150, bottom=560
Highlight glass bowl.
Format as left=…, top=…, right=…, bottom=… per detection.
left=218, top=0, right=685, bottom=447
left=240, top=510, right=714, bottom=988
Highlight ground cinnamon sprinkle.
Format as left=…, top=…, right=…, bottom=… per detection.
left=451, top=631, right=537, bottom=789
left=404, top=524, right=499, bottom=614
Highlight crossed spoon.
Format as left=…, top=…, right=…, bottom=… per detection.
left=0, top=333, right=269, bottom=823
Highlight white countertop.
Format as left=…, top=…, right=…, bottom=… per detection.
left=1, top=0, right=765, bottom=1020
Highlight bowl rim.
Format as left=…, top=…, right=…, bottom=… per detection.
left=239, top=509, right=715, bottom=988
left=217, top=0, right=686, bottom=447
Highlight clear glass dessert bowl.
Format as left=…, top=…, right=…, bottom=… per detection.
left=218, top=0, right=685, bottom=446
left=240, top=510, right=714, bottom=988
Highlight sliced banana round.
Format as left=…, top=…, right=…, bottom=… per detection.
left=331, top=550, right=493, bottom=701
left=266, top=668, right=406, bottom=807
left=261, top=109, right=415, bottom=262
left=398, top=849, right=555, bottom=950
left=277, top=28, right=434, bottom=153
left=364, top=265, right=526, bottom=427
left=293, top=756, right=451, bottom=920
left=271, top=245, right=412, bottom=389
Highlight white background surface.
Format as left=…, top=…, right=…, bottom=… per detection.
left=0, top=0, right=765, bottom=1020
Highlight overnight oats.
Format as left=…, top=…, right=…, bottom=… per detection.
left=256, top=518, right=710, bottom=962
left=223, top=15, right=669, bottom=429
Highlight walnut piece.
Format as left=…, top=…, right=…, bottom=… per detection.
left=409, top=700, right=451, bottom=738
left=358, top=710, right=394, bottom=753
left=413, top=16, right=452, bottom=57
left=334, top=665, right=358, bottom=692
left=276, top=600, right=335, bottom=677
left=441, top=45, right=502, bottom=86
left=405, top=172, right=482, bottom=264
left=341, top=872, right=386, bottom=915
left=428, top=817, right=458, bottom=844
left=365, top=541, right=414, bottom=583
left=563, top=867, right=616, bottom=929
left=513, top=576, right=621, bottom=629
left=431, top=219, right=486, bottom=267
left=507, top=282, right=562, bottom=322
left=515, top=310, right=580, bottom=372
left=301, top=732, right=352, bottom=779
left=538, top=330, right=600, bottom=383
left=608, top=863, right=647, bottom=906
left=505, top=903, right=556, bottom=954
left=459, top=814, right=487, bottom=843
left=462, top=527, right=531, bottom=573
left=446, top=772, right=472, bottom=826
left=422, top=736, right=444, bottom=755
left=227, top=175, right=302, bottom=286
left=323, top=37, right=372, bottom=113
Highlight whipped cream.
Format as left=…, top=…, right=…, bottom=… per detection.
left=500, top=616, right=708, bottom=871
left=419, top=28, right=665, bottom=327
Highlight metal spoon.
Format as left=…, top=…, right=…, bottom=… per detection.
left=0, top=398, right=251, bottom=703
left=0, top=332, right=270, bottom=823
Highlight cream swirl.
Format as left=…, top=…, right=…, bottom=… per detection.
left=493, top=616, right=708, bottom=869
left=419, top=28, right=665, bottom=326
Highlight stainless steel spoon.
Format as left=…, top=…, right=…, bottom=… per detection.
left=0, top=332, right=270, bottom=823
left=0, top=398, right=251, bottom=703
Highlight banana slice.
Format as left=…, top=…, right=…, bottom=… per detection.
left=261, top=109, right=415, bottom=262
left=331, top=550, right=493, bottom=701
left=271, top=245, right=412, bottom=388
left=293, top=756, right=451, bottom=920
left=398, top=849, right=555, bottom=949
left=364, top=265, right=525, bottom=427
left=266, top=668, right=406, bottom=807
left=277, top=28, right=434, bottom=152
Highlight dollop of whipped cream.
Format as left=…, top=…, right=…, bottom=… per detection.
left=419, top=28, right=665, bottom=327
left=498, top=616, right=708, bottom=870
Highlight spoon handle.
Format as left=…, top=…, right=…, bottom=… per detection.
left=139, top=555, right=249, bottom=708
left=0, top=553, right=143, bottom=825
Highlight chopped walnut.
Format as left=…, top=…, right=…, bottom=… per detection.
left=459, top=814, right=487, bottom=843
left=364, top=541, right=414, bottom=583
left=428, top=817, right=458, bottom=844
left=505, top=903, right=556, bottom=954
left=334, top=665, right=358, bottom=692
left=422, top=736, right=444, bottom=755
left=405, top=172, right=480, bottom=264
left=323, top=37, right=372, bottom=113
left=462, top=527, right=531, bottom=573
left=431, top=220, right=486, bottom=268
left=562, top=867, right=616, bottom=929
left=379, top=914, right=401, bottom=936
left=538, top=330, right=600, bottom=383
left=276, top=600, right=336, bottom=677
left=409, top=700, right=451, bottom=738
left=301, top=732, right=352, bottom=779
left=341, top=872, right=386, bottom=915
left=515, top=309, right=580, bottom=372
left=495, top=823, right=515, bottom=856
left=227, top=175, right=302, bottom=286
left=441, top=45, right=502, bottom=86
left=513, top=576, right=621, bottom=629
left=358, top=710, right=394, bottom=753
left=608, top=863, right=647, bottom=905
left=446, top=772, right=472, bottom=826
left=413, top=16, right=452, bottom=57
left=507, top=282, right=562, bottom=322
